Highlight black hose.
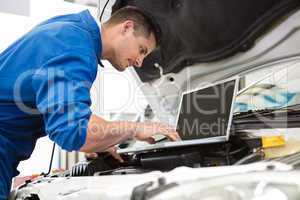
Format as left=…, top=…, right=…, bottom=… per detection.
left=41, top=142, right=56, bottom=177
left=100, top=0, right=110, bottom=22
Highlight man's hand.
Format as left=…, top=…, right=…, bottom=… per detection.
left=106, top=146, right=124, bottom=162
left=85, top=146, right=124, bottom=163
left=133, top=122, right=181, bottom=144
left=81, top=114, right=181, bottom=153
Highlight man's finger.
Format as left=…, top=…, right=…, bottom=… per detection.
left=169, top=134, right=178, bottom=141
left=166, top=132, right=181, bottom=141
left=173, top=132, right=182, bottom=141
left=145, top=137, right=156, bottom=144
left=85, top=152, right=98, bottom=159
left=159, top=124, right=181, bottom=141
left=163, top=133, right=176, bottom=141
left=107, top=147, right=124, bottom=163
left=111, top=152, right=124, bottom=163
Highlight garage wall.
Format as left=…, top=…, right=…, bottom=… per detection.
left=0, top=0, right=30, bottom=16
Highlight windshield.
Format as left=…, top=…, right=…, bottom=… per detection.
left=235, top=60, right=300, bottom=113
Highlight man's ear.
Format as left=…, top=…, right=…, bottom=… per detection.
left=122, top=20, right=134, bottom=34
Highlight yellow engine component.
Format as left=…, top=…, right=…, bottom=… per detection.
left=262, top=135, right=285, bottom=148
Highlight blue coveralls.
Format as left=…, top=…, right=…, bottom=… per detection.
left=0, top=10, right=101, bottom=198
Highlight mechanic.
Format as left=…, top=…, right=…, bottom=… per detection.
left=0, top=6, right=180, bottom=199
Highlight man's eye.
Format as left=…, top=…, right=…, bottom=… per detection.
left=140, top=47, right=146, bottom=55
left=139, top=48, right=144, bottom=54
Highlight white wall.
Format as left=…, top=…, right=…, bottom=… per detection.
left=91, top=62, right=148, bottom=119
left=0, top=0, right=30, bottom=16
left=0, top=12, right=34, bottom=51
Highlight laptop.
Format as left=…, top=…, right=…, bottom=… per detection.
left=118, top=77, right=239, bottom=154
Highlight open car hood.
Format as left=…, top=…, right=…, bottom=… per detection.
left=112, top=0, right=300, bottom=82
left=102, top=1, right=300, bottom=125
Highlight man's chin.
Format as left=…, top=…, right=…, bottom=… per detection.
left=115, top=64, right=127, bottom=72
left=116, top=66, right=126, bottom=71
left=110, top=63, right=124, bottom=71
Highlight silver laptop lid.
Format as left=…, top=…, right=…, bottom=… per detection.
left=175, top=77, right=239, bottom=142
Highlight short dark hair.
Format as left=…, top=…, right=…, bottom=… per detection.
left=106, top=6, right=160, bottom=45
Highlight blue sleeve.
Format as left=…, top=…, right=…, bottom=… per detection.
left=32, top=52, right=97, bottom=151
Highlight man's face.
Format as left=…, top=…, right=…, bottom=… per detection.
left=110, top=21, right=156, bottom=71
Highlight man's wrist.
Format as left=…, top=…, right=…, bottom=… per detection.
left=124, top=121, right=138, bottom=138
left=110, top=121, right=137, bottom=139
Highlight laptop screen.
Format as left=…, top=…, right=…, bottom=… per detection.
left=176, top=79, right=237, bottom=140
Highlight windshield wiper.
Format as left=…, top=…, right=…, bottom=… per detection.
left=232, top=104, right=300, bottom=130
left=235, top=104, right=300, bottom=118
